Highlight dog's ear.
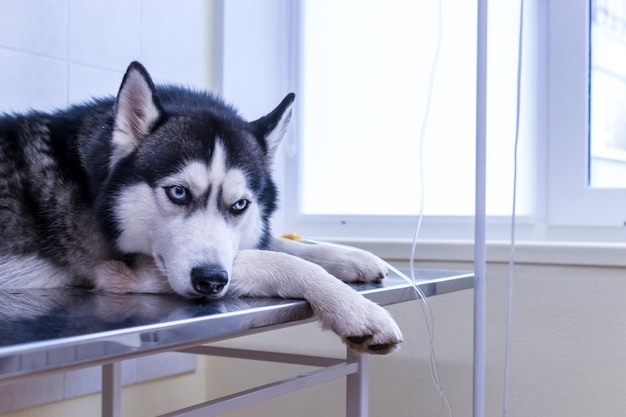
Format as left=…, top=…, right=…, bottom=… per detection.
left=111, top=61, right=163, bottom=166
left=250, top=93, right=295, bottom=163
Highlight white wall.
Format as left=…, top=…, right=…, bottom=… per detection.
left=0, top=0, right=214, bottom=114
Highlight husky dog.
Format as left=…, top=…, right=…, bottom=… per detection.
left=0, top=62, right=401, bottom=354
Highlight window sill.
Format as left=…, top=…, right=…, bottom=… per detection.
left=329, top=238, right=626, bottom=268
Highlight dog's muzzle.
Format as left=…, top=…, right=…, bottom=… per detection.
left=191, top=266, right=228, bottom=296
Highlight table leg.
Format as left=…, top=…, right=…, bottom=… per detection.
left=102, top=362, right=122, bottom=417
left=346, top=349, right=368, bottom=417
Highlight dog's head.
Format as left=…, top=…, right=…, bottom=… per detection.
left=97, top=62, right=294, bottom=299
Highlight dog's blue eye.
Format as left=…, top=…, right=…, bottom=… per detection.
left=165, top=185, right=190, bottom=204
left=231, top=199, right=249, bottom=214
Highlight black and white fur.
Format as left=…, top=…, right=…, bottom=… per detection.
left=0, top=62, right=402, bottom=354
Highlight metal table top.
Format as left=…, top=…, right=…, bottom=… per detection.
left=0, top=269, right=473, bottom=382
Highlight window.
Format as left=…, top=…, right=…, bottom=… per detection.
left=589, top=0, right=626, bottom=188
left=281, top=0, right=537, bottom=241
left=548, top=0, right=626, bottom=229
left=220, top=0, right=626, bottom=244
left=298, top=0, right=527, bottom=219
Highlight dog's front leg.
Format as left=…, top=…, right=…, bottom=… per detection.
left=93, top=255, right=171, bottom=294
left=230, top=249, right=402, bottom=354
left=267, top=236, right=388, bottom=284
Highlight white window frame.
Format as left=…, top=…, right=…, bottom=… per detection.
left=548, top=0, right=626, bottom=227
left=217, top=0, right=626, bottom=258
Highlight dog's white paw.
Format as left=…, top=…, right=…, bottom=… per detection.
left=317, top=295, right=403, bottom=355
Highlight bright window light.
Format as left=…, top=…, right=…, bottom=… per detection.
left=298, top=0, right=529, bottom=216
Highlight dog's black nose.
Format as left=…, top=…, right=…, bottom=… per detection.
left=191, top=266, right=228, bottom=295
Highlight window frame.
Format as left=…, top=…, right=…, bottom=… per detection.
left=218, top=0, right=626, bottom=246
left=547, top=0, right=626, bottom=227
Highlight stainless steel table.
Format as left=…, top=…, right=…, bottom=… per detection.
left=0, top=268, right=473, bottom=417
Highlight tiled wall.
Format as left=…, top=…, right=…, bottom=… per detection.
left=0, top=0, right=214, bottom=412
left=0, top=0, right=214, bottom=114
